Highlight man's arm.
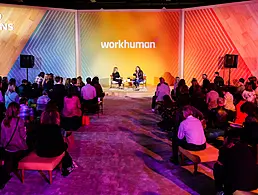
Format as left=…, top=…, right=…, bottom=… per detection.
left=177, top=122, right=185, bottom=140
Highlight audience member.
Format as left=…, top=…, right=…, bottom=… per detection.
left=0, top=102, right=28, bottom=189
left=214, top=72, right=224, bottom=87
left=213, top=129, right=257, bottom=195
left=77, top=76, right=85, bottom=88
left=51, top=76, right=66, bottom=112
left=173, top=77, right=180, bottom=96
left=92, top=77, right=104, bottom=99
left=222, top=87, right=236, bottom=120
left=155, top=77, right=170, bottom=102
left=177, top=85, right=190, bottom=108
left=202, top=74, right=210, bottom=93
left=234, top=94, right=247, bottom=125
left=81, top=77, right=97, bottom=113
left=36, top=90, right=50, bottom=114
left=236, top=78, right=245, bottom=94
left=189, top=78, right=199, bottom=97
left=18, top=79, right=30, bottom=98
left=65, top=78, right=72, bottom=90
left=34, top=72, right=45, bottom=87
left=61, top=87, right=82, bottom=131
left=242, top=82, right=256, bottom=103
left=206, top=84, right=219, bottom=110
left=36, top=108, right=74, bottom=176
left=5, top=83, right=19, bottom=108
left=19, top=98, right=34, bottom=123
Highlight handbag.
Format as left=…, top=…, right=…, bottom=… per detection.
left=0, top=118, right=20, bottom=160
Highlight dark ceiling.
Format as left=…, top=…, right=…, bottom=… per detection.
left=0, top=0, right=249, bottom=10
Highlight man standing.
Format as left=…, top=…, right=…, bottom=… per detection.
left=51, top=76, right=66, bottom=112
left=202, top=74, right=210, bottom=93
left=214, top=72, right=224, bottom=87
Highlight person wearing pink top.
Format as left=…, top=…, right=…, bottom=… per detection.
left=61, top=87, right=82, bottom=131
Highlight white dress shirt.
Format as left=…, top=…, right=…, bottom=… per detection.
left=81, top=84, right=97, bottom=100
left=178, top=116, right=206, bottom=145
left=156, top=83, right=171, bottom=101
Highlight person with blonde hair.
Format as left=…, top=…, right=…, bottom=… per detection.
left=112, top=67, right=122, bottom=87
left=0, top=102, right=28, bottom=189
left=35, top=102, right=74, bottom=176
left=5, top=83, right=19, bottom=108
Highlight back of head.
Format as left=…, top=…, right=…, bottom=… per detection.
left=39, top=72, right=45, bottom=77
left=182, top=105, right=193, bottom=118
left=71, top=78, right=77, bottom=85
left=178, top=79, right=186, bottom=88
left=215, top=72, right=219, bottom=76
left=22, top=79, right=28, bottom=84
left=92, top=77, right=99, bottom=85
left=159, top=77, right=165, bottom=84
left=86, top=77, right=91, bottom=84
left=239, top=78, right=245, bottom=84
left=4, top=102, right=20, bottom=127
left=42, top=90, right=48, bottom=96
left=181, top=85, right=189, bottom=94
left=19, top=97, right=27, bottom=105
left=55, top=76, right=61, bottom=83
left=67, top=86, right=76, bottom=98
left=45, top=100, right=58, bottom=112
left=217, top=97, right=225, bottom=107
left=9, top=78, right=16, bottom=86
left=240, top=101, right=257, bottom=115
left=65, top=78, right=71, bottom=85
left=40, top=110, right=60, bottom=126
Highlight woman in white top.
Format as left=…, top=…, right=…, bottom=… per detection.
left=222, top=88, right=235, bottom=112
left=242, top=82, right=256, bottom=103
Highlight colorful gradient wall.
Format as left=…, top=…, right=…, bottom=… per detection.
left=1, top=1, right=258, bottom=86
left=79, top=11, right=179, bottom=86
left=0, top=5, right=76, bottom=85
left=184, top=1, right=257, bottom=84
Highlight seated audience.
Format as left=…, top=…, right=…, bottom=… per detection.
left=61, top=87, right=82, bottom=131
left=156, top=77, right=170, bottom=102
left=0, top=102, right=28, bottom=189
left=19, top=98, right=34, bottom=123
left=112, top=67, right=122, bottom=87
left=213, top=129, right=257, bottom=195
left=81, top=77, right=97, bottom=113
left=18, top=79, right=30, bottom=98
left=236, top=78, right=245, bottom=94
left=234, top=94, right=247, bottom=125
left=171, top=105, right=205, bottom=164
left=157, top=95, right=176, bottom=131
left=177, top=85, right=190, bottom=108
left=222, top=87, right=236, bottom=120
left=5, top=83, right=19, bottom=108
left=36, top=90, right=50, bottom=114
left=36, top=107, right=74, bottom=176
left=51, top=76, right=66, bottom=112
left=92, top=77, right=104, bottom=99
left=206, top=98, right=229, bottom=139
left=242, top=82, right=256, bottom=103
left=206, top=84, right=219, bottom=110
left=189, top=78, right=199, bottom=97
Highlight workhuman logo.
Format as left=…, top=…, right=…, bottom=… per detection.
left=100, top=40, right=156, bottom=49
left=0, top=14, right=14, bottom=31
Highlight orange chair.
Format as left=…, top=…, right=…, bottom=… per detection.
left=18, top=152, right=65, bottom=184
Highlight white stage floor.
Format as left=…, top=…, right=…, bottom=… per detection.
left=104, top=86, right=155, bottom=98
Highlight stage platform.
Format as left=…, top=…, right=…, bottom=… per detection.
left=104, top=86, right=156, bottom=98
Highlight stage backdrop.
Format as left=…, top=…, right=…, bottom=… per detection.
left=0, top=4, right=76, bottom=84
left=79, top=11, right=180, bottom=86
left=183, top=1, right=257, bottom=85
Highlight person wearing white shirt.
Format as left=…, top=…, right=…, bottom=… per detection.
left=81, top=77, right=97, bottom=113
left=151, top=77, right=171, bottom=111
left=242, top=82, right=256, bottom=103
left=156, top=77, right=171, bottom=102
left=177, top=107, right=206, bottom=148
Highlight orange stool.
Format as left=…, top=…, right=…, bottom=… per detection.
left=82, top=115, right=90, bottom=126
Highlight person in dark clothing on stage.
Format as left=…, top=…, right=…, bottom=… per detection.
left=214, top=72, right=224, bottom=87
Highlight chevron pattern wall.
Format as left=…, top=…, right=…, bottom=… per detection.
left=9, top=10, right=76, bottom=84
left=184, top=8, right=252, bottom=85
left=79, top=11, right=179, bottom=86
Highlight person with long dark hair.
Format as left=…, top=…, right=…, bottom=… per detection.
left=0, top=102, right=28, bottom=189
left=133, top=66, right=144, bottom=88
left=36, top=106, right=74, bottom=176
